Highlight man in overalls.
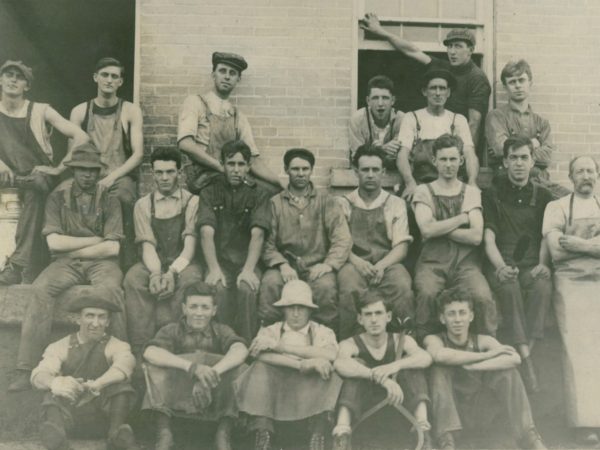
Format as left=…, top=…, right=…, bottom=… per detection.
left=9, top=143, right=127, bottom=392
left=198, top=140, right=272, bottom=342
left=424, top=289, right=545, bottom=450
left=177, top=52, right=281, bottom=194
left=123, top=147, right=202, bottom=357
left=30, top=289, right=138, bottom=450
left=333, top=291, right=432, bottom=450
left=486, top=60, right=569, bottom=199
left=0, top=60, right=89, bottom=284
left=235, top=280, right=342, bottom=450
left=482, top=135, right=553, bottom=393
left=70, top=57, right=144, bottom=269
left=337, top=145, right=414, bottom=339
left=397, top=69, right=478, bottom=201
left=543, top=156, right=600, bottom=446
left=259, top=148, right=352, bottom=330
left=412, top=134, right=496, bottom=341
left=348, top=75, right=404, bottom=169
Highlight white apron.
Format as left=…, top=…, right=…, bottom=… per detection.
left=553, top=194, right=600, bottom=427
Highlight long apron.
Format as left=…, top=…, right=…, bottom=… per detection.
left=553, top=194, right=600, bottom=427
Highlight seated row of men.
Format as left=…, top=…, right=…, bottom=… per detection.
left=30, top=279, right=546, bottom=450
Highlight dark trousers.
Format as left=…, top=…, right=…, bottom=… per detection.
left=17, top=257, right=125, bottom=370
left=486, top=266, right=552, bottom=346
left=123, top=262, right=203, bottom=355
left=110, top=176, right=137, bottom=271
left=430, top=365, right=535, bottom=440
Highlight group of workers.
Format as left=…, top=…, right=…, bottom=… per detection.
left=0, top=10, right=599, bottom=450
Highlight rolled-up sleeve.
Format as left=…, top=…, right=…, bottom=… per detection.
left=348, top=109, right=367, bottom=157
left=177, top=95, right=208, bottom=145
left=323, top=196, right=352, bottom=270
left=237, top=112, right=259, bottom=156
left=42, top=192, right=64, bottom=236
left=105, top=337, right=136, bottom=379
left=31, top=338, right=68, bottom=388
left=133, top=197, right=156, bottom=246
left=183, top=195, right=199, bottom=239
left=542, top=200, right=566, bottom=237
left=387, top=197, right=412, bottom=247
left=455, top=114, right=474, bottom=148
left=397, top=112, right=416, bottom=148
left=250, top=190, right=272, bottom=233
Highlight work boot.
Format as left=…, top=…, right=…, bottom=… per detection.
left=0, top=261, right=23, bottom=286
left=108, top=424, right=139, bottom=450
left=520, top=356, right=540, bottom=393
left=255, top=429, right=272, bottom=450
left=309, top=431, right=325, bottom=450
left=575, top=428, right=599, bottom=447
left=155, top=427, right=175, bottom=450
left=40, top=420, right=68, bottom=450
left=520, top=428, right=546, bottom=449
left=438, top=432, right=455, bottom=450
left=8, top=369, right=31, bottom=392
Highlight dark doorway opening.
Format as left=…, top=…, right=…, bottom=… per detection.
left=0, top=0, right=136, bottom=161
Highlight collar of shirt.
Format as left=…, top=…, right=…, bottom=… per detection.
left=282, top=182, right=317, bottom=201
left=346, top=188, right=389, bottom=210
left=368, top=108, right=395, bottom=133
left=507, top=101, right=533, bottom=115
left=205, top=90, right=235, bottom=117
left=155, top=188, right=182, bottom=202
left=450, top=59, right=475, bottom=76
left=282, top=322, right=311, bottom=335
left=180, top=317, right=214, bottom=338
left=495, top=176, right=533, bottom=202
left=71, top=182, right=97, bottom=198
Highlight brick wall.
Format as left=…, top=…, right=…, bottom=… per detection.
left=139, top=0, right=354, bottom=190
left=494, top=0, right=600, bottom=187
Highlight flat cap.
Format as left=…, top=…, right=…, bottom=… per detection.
left=0, top=60, right=33, bottom=84
left=67, top=287, right=123, bottom=313
left=443, top=28, right=476, bottom=47
left=212, top=52, right=248, bottom=73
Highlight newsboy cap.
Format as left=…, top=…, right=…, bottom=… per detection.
left=0, top=60, right=33, bottom=84
left=443, top=28, right=476, bottom=47
left=212, top=52, right=248, bottom=73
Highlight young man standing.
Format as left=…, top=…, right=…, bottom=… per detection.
left=348, top=75, right=404, bottom=168
left=396, top=70, right=478, bottom=200
left=424, top=289, right=545, bottom=450
left=337, top=145, right=414, bottom=339
left=482, top=135, right=553, bottom=392
left=359, top=14, right=491, bottom=150
left=178, top=52, right=280, bottom=193
left=333, top=292, right=432, bottom=450
left=0, top=60, right=88, bottom=284
left=198, top=140, right=272, bottom=342
left=30, top=290, right=138, bottom=450
left=235, top=280, right=342, bottom=450
left=9, top=143, right=127, bottom=392
left=259, top=148, right=352, bottom=330
left=70, top=57, right=144, bottom=268
left=412, top=134, right=496, bottom=340
left=143, top=283, right=249, bottom=450
left=486, top=59, right=568, bottom=198
left=123, top=147, right=202, bottom=357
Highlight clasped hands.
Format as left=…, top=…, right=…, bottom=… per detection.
left=149, top=270, right=176, bottom=299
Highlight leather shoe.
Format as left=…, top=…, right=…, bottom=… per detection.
left=40, top=421, right=67, bottom=450
left=8, top=370, right=31, bottom=392
left=575, top=428, right=600, bottom=447
left=0, top=262, right=22, bottom=286
left=108, top=424, right=139, bottom=450
left=438, top=432, right=455, bottom=450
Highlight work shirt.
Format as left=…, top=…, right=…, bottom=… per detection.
left=257, top=320, right=338, bottom=351
left=482, top=177, right=552, bottom=267
left=133, top=188, right=199, bottom=247
left=485, top=103, right=553, bottom=168
left=348, top=108, right=404, bottom=158
left=263, top=184, right=352, bottom=270
left=197, top=175, right=271, bottom=268
left=31, top=333, right=135, bottom=387
left=42, top=181, right=123, bottom=244
left=177, top=91, right=259, bottom=155
left=147, top=318, right=245, bottom=355
left=397, top=108, right=473, bottom=149
left=337, top=189, right=412, bottom=248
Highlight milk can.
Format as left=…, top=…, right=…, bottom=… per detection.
left=0, top=188, right=21, bottom=267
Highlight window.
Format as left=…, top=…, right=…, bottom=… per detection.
left=352, top=0, right=493, bottom=112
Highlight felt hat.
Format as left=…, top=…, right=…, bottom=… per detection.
left=67, top=287, right=122, bottom=313
left=64, top=142, right=106, bottom=169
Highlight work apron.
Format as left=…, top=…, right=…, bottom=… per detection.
left=184, top=95, right=239, bottom=193
left=150, top=189, right=190, bottom=271
left=553, top=194, right=600, bottom=427
left=347, top=194, right=391, bottom=264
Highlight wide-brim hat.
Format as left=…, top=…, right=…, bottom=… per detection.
left=212, top=52, right=248, bottom=73
left=273, top=279, right=318, bottom=309
left=421, top=68, right=457, bottom=90
left=64, top=142, right=106, bottom=169
left=0, top=60, right=33, bottom=84
left=67, top=286, right=122, bottom=313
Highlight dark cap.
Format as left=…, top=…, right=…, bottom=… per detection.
left=422, top=69, right=457, bottom=90
left=212, top=52, right=248, bottom=73
left=64, top=142, right=106, bottom=169
left=67, top=287, right=123, bottom=313
left=443, top=28, right=476, bottom=47
left=0, top=60, right=33, bottom=84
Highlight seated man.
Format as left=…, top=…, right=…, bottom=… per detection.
left=259, top=148, right=351, bottom=330
left=143, top=283, right=249, bottom=450
left=333, top=291, right=432, bottom=450
left=348, top=75, right=404, bottom=169
left=123, top=147, right=202, bottom=357
left=486, top=59, right=569, bottom=198
left=412, top=134, right=496, bottom=340
left=199, top=140, right=272, bottom=342
left=337, top=145, right=414, bottom=339
left=424, top=289, right=545, bottom=450
left=31, top=289, right=138, bottom=450
left=10, top=143, right=127, bottom=392
left=235, top=280, right=342, bottom=450
left=396, top=69, right=478, bottom=200
left=482, top=135, right=553, bottom=392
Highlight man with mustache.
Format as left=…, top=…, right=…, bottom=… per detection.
left=543, top=156, right=600, bottom=446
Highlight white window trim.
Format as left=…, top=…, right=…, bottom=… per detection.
left=133, top=0, right=141, bottom=104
